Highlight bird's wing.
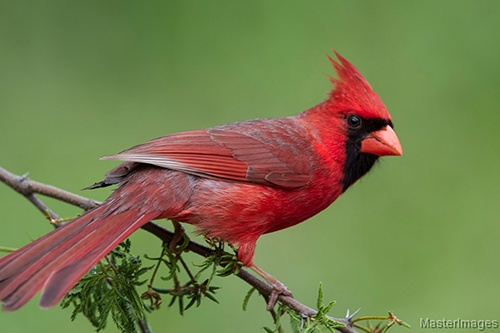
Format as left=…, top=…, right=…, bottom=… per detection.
left=102, top=119, right=314, bottom=189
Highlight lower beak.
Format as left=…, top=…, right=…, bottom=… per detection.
left=360, top=125, right=403, bottom=156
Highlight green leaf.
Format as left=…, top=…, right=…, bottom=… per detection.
left=178, top=296, right=184, bottom=316
left=151, top=287, right=172, bottom=294
left=317, top=282, right=324, bottom=309
left=205, top=292, right=219, bottom=304
left=184, top=296, right=197, bottom=311
left=289, top=313, right=302, bottom=333
left=242, top=287, right=256, bottom=311
left=323, top=300, right=336, bottom=314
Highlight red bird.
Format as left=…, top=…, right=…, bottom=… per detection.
left=0, top=52, right=402, bottom=312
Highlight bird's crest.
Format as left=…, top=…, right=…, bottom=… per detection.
left=326, top=51, right=391, bottom=120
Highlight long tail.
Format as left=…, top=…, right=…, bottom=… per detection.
left=0, top=199, right=159, bottom=311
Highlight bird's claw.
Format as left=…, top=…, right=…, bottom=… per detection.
left=248, top=264, right=293, bottom=311
left=266, top=282, right=293, bottom=311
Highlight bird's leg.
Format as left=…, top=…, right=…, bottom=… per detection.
left=250, top=264, right=293, bottom=311
left=169, top=220, right=187, bottom=254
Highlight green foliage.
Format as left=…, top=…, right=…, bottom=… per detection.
left=242, top=287, right=256, bottom=311
left=194, top=239, right=243, bottom=279
left=351, top=310, right=411, bottom=333
left=263, top=283, right=344, bottom=333
left=60, top=240, right=153, bottom=333
left=145, top=240, right=230, bottom=316
left=60, top=237, right=410, bottom=333
left=261, top=283, right=410, bottom=333
left=59, top=237, right=244, bottom=332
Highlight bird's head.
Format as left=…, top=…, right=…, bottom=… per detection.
left=307, top=51, right=403, bottom=191
left=326, top=51, right=402, bottom=157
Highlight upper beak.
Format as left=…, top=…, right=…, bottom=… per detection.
left=360, top=125, right=403, bottom=156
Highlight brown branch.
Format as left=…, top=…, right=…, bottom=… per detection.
left=0, top=166, right=357, bottom=333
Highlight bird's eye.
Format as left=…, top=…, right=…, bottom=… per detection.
left=347, top=115, right=362, bottom=129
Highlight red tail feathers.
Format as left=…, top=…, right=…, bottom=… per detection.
left=0, top=166, right=194, bottom=311
left=0, top=202, right=158, bottom=311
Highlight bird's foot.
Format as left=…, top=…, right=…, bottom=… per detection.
left=266, top=280, right=293, bottom=311
left=249, top=264, right=294, bottom=311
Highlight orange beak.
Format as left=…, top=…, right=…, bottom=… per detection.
left=360, top=125, right=403, bottom=156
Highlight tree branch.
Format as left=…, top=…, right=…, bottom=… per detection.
left=0, top=166, right=357, bottom=333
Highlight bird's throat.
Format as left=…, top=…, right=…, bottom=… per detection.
left=341, top=150, right=379, bottom=192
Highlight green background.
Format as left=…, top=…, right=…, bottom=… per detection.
left=1, top=1, right=499, bottom=332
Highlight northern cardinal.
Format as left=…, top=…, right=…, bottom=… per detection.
left=0, top=51, right=402, bottom=312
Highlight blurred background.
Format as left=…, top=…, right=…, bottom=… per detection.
left=1, top=1, right=499, bottom=332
